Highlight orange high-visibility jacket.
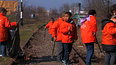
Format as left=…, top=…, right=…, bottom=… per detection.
left=0, top=13, right=17, bottom=42
left=81, top=15, right=97, bottom=43
left=60, top=20, right=77, bottom=43
left=102, top=22, right=116, bottom=45
left=51, top=17, right=63, bottom=41
left=45, top=21, right=54, bottom=34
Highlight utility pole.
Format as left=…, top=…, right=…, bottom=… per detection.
left=20, top=0, right=23, bottom=26
left=78, top=3, right=81, bottom=14
left=107, top=0, right=110, bottom=14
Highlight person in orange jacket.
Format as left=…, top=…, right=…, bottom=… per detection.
left=0, top=8, right=17, bottom=57
left=45, top=17, right=55, bottom=41
left=60, top=12, right=77, bottom=65
left=102, top=16, right=116, bottom=65
left=102, top=4, right=116, bottom=65
left=80, top=10, right=97, bottom=65
left=51, top=12, right=65, bottom=62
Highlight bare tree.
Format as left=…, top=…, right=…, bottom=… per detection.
left=49, top=8, right=59, bottom=19
left=70, top=3, right=80, bottom=14
left=81, top=0, right=115, bottom=20
left=59, top=3, right=70, bottom=13
left=36, top=6, right=48, bottom=22
left=80, top=0, right=111, bottom=22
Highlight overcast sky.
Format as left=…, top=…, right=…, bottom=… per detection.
left=24, top=0, right=81, bottom=9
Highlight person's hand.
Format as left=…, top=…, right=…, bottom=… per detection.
left=68, top=26, right=71, bottom=31
left=92, top=32, right=96, bottom=36
left=54, top=37, right=57, bottom=41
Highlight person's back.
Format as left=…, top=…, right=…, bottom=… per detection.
left=0, top=8, right=17, bottom=57
left=52, top=17, right=64, bottom=41
left=102, top=16, right=116, bottom=65
left=80, top=10, right=97, bottom=65
left=81, top=15, right=97, bottom=43
left=102, top=4, right=116, bottom=65
left=102, top=19, right=116, bottom=45
left=51, top=13, right=65, bottom=62
left=0, top=9, right=17, bottom=42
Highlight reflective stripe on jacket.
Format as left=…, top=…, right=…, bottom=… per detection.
left=51, top=17, right=63, bottom=41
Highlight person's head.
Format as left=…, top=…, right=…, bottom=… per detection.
left=51, top=17, right=55, bottom=22
left=0, top=8, right=7, bottom=16
left=110, top=4, right=116, bottom=16
left=88, top=9, right=96, bottom=16
left=111, top=15, right=116, bottom=23
left=64, top=12, right=72, bottom=22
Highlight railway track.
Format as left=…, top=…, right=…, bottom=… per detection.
left=10, top=24, right=86, bottom=65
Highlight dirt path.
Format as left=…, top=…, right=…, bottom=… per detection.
left=17, top=28, right=105, bottom=65
left=18, top=29, right=78, bottom=65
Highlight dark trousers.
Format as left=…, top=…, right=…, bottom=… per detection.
left=63, top=43, right=73, bottom=62
left=104, top=51, right=116, bottom=65
left=0, top=41, right=7, bottom=57
left=57, top=41, right=63, bottom=61
left=85, top=43, right=94, bottom=65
